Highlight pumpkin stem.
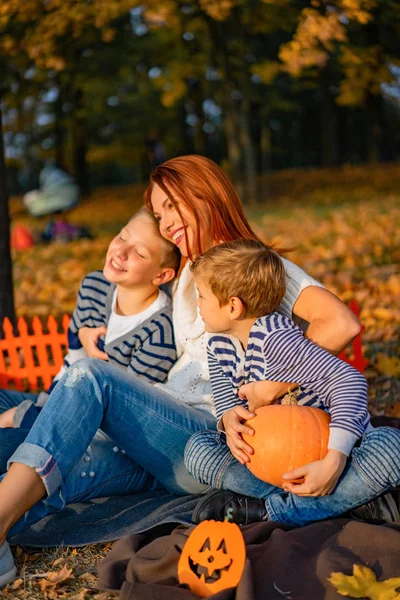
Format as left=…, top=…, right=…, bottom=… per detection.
left=224, top=507, right=234, bottom=522
left=281, top=386, right=300, bottom=405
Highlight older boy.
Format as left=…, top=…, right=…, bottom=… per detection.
left=185, top=239, right=400, bottom=527
left=0, top=208, right=180, bottom=455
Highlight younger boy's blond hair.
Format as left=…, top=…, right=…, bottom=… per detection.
left=190, top=239, right=286, bottom=318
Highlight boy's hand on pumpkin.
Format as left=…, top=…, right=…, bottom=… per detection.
left=281, top=450, right=347, bottom=496
left=222, top=407, right=255, bottom=465
left=239, top=381, right=295, bottom=412
left=78, top=326, right=109, bottom=360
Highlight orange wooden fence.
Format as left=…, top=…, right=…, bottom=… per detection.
left=0, top=301, right=367, bottom=393
left=0, top=315, right=70, bottom=392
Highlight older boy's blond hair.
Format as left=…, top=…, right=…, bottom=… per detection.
left=131, top=207, right=180, bottom=273
left=190, top=239, right=286, bottom=318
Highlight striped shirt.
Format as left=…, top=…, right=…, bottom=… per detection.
left=48, top=270, right=176, bottom=392
left=208, top=312, right=370, bottom=456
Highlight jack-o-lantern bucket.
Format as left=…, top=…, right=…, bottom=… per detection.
left=178, top=519, right=246, bottom=597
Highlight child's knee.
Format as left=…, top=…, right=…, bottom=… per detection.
left=184, top=430, right=228, bottom=486
left=355, top=427, right=400, bottom=488
left=185, top=431, right=216, bottom=478
left=369, top=427, right=400, bottom=454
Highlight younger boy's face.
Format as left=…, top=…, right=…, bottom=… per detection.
left=103, top=216, right=167, bottom=288
left=195, top=276, right=232, bottom=333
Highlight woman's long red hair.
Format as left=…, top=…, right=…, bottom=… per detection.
left=145, top=155, right=263, bottom=265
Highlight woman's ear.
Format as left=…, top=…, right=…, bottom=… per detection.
left=229, top=297, right=245, bottom=320
left=152, top=268, right=176, bottom=286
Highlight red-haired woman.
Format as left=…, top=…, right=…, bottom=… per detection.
left=0, top=155, right=372, bottom=584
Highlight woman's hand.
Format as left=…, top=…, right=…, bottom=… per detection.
left=239, top=381, right=295, bottom=412
left=78, top=326, right=109, bottom=360
left=222, top=406, right=255, bottom=464
left=281, top=449, right=348, bottom=496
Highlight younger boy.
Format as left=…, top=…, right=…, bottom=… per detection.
left=0, top=208, right=180, bottom=442
left=184, top=239, right=400, bottom=527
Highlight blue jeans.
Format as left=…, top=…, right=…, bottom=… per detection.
left=6, top=358, right=216, bottom=535
left=184, top=428, right=400, bottom=527
left=0, top=390, right=37, bottom=472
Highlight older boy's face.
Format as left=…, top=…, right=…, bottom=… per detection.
left=195, top=276, right=232, bottom=333
left=103, top=216, right=166, bottom=288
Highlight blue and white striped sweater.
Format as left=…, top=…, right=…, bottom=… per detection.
left=208, top=312, right=370, bottom=456
left=48, top=271, right=176, bottom=392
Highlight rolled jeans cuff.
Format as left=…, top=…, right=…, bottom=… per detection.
left=8, top=442, right=62, bottom=498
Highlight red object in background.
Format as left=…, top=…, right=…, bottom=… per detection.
left=338, top=299, right=368, bottom=373
left=11, top=225, right=35, bottom=251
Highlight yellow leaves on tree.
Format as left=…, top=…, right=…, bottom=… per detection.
left=152, top=61, right=201, bottom=108
left=278, top=0, right=380, bottom=83
left=252, top=60, right=281, bottom=85
left=328, top=564, right=400, bottom=600
left=337, top=46, right=392, bottom=106
left=339, top=0, right=377, bottom=25
left=142, top=1, right=180, bottom=29
left=0, top=0, right=139, bottom=71
left=199, top=0, right=236, bottom=21
left=279, top=9, right=347, bottom=76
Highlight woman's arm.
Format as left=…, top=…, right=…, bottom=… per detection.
left=293, top=286, right=361, bottom=354
left=241, top=287, right=361, bottom=409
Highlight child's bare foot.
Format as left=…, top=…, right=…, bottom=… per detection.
left=0, top=408, right=17, bottom=429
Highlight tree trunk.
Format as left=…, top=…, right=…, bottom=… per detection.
left=224, top=104, right=244, bottom=198
left=238, top=99, right=257, bottom=203
left=204, top=15, right=257, bottom=203
left=366, top=93, right=383, bottom=163
left=320, top=69, right=337, bottom=167
left=54, top=84, right=65, bottom=170
left=0, top=108, right=15, bottom=328
left=260, top=118, right=271, bottom=199
left=71, top=88, right=89, bottom=194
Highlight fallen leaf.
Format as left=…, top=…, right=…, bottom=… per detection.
left=38, top=565, right=74, bottom=592
left=10, top=578, right=23, bottom=590
left=79, top=572, right=97, bottom=583
left=328, top=564, right=400, bottom=599
left=375, top=354, right=400, bottom=377
left=46, top=565, right=74, bottom=585
left=71, top=589, right=89, bottom=600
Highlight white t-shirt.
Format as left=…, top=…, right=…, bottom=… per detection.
left=156, top=259, right=324, bottom=416
left=106, top=289, right=170, bottom=344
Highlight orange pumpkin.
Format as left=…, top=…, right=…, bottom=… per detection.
left=178, top=519, right=246, bottom=597
left=242, top=402, right=330, bottom=488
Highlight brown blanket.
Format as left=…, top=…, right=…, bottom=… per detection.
left=98, top=518, right=400, bottom=599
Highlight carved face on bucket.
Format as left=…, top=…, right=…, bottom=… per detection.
left=188, top=535, right=232, bottom=582
left=178, top=520, right=246, bottom=598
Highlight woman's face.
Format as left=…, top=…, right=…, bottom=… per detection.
left=151, top=183, right=196, bottom=258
